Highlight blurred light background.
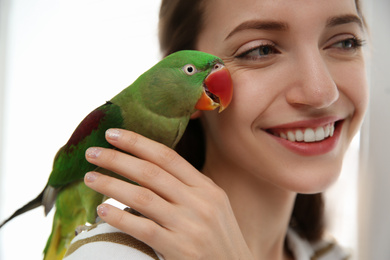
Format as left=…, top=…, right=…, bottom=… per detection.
left=0, top=0, right=389, bottom=259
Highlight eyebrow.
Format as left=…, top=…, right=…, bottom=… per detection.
left=326, top=14, right=363, bottom=29
left=225, top=20, right=289, bottom=40
left=225, top=14, right=363, bottom=41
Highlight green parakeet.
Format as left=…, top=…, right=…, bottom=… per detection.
left=0, top=50, right=233, bottom=260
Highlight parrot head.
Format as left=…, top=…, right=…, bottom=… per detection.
left=172, top=50, right=233, bottom=113
left=140, top=50, right=233, bottom=116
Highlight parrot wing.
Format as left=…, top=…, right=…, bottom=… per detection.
left=0, top=99, right=121, bottom=228
left=47, top=101, right=123, bottom=188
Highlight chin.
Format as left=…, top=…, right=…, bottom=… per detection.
left=283, top=161, right=343, bottom=194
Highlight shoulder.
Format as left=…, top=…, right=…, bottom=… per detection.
left=64, top=222, right=163, bottom=260
left=286, top=228, right=351, bottom=260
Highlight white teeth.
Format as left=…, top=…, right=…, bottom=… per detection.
left=304, top=128, right=316, bottom=142
left=287, top=131, right=296, bottom=142
left=295, top=130, right=304, bottom=141
left=324, top=124, right=330, bottom=137
left=315, top=126, right=325, bottom=141
left=274, top=123, right=335, bottom=143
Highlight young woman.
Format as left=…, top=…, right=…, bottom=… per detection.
left=65, top=0, right=368, bottom=259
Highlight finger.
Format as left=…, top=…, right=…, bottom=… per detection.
left=104, top=129, right=212, bottom=187
left=85, top=171, right=177, bottom=226
left=85, top=147, right=187, bottom=202
left=96, top=203, right=170, bottom=249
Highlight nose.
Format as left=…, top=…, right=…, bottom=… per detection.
left=285, top=49, right=339, bottom=109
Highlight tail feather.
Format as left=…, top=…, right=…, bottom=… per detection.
left=0, top=186, right=47, bottom=228
left=42, top=186, right=59, bottom=216
left=44, top=213, right=67, bottom=260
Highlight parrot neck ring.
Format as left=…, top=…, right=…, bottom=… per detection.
left=195, top=63, right=233, bottom=112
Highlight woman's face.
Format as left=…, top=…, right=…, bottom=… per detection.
left=196, top=0, right=368, bottom=193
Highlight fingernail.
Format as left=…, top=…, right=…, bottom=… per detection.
left=97, top=204, right=109, bottom=217
left=85, top=172, right=98, bottom=182
left=86, top=147, right=101, bottom=158
left=106, top=129, right=121, bottom=140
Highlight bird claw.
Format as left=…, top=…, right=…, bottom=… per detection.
left=74, top=217, right=106, bottom=236
left=75, top=225, right=91, bottom=236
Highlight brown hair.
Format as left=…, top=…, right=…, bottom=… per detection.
left=159, top=0, right=205, bottom=57
left=159, top=0, right=365, bottom=242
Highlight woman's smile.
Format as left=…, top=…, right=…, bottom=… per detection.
left=264, top=118, right=344, bottom=156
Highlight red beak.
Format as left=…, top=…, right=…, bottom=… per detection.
left=195, top=64, right=233, bottom=112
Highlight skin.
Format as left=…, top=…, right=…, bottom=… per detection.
left=83, top=0, right=368, bottom=259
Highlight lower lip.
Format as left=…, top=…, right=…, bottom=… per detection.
left=268, top=121, right=343, bottom=156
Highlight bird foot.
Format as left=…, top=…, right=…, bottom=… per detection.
left=75, top=225, right=92, bottom=236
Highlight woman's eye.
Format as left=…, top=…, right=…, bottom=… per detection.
left=236, top=44, right=279, bottom=60
left=330, top=37, right=365, bottom=50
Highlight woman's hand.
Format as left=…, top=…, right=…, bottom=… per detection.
left=83, top=128, right=253, bottom=260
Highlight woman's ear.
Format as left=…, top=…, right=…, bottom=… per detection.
left=190, top=110, right=202, bottom=119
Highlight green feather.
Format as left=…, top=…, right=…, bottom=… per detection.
left=48, top=102, right=123, bottom=188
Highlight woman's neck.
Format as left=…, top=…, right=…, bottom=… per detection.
left=202, top=163, right=296, bottom=260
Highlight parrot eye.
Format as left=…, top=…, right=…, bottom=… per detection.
left=183, top=64, right=197, bottom=75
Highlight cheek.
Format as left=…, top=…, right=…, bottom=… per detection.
left=333, top=61, right=369, bottom=130
left=339, top=64, right=368, bottom=107
left=227, top=68, right=281, bottom=121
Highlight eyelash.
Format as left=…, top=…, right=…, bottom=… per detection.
left=329, top=37, right=365, bottom=50
left=235, top=36, right=365, bottom=60
left=235, top=43, right=279, bottom=60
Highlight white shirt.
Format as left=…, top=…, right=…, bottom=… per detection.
left=64, top=222, right=350, bottom=260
